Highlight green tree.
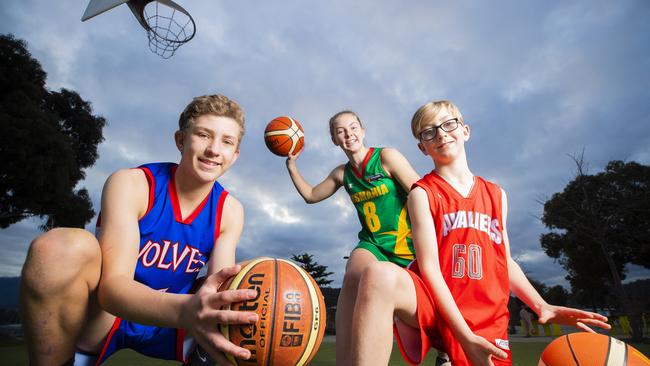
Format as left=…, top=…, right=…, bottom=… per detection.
left=291, top=253, right=334, bottom=288
left=520, top=276, right=570, bottom=307
left=540, top=155, right=650, bottom=340
left=526, top=278, right=548, bottom=298
left=0, top=34, right=105, bottom=229
left=544, top=285, right=569, bottom=307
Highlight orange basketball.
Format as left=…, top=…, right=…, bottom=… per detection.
left=264, top=116, right=305, bottom=156
left=539, top=332, right=650, bottom=366
left=219, top=257, right=326, bottom=366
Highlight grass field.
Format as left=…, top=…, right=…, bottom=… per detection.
left=2, top=336, right=649, bottom=365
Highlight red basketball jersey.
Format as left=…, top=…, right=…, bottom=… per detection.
left=413, top=171, right=510, bottom=345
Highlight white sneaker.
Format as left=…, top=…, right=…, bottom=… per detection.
left=184, top=345, right=216, bottom=366
left=435, top=351, right=451, bottom=366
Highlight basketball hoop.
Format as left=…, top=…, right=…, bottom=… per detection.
left=127, top=0, right=195, bottom=59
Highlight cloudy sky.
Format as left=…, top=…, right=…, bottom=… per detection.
left=1, top=0, right=649, bottom=289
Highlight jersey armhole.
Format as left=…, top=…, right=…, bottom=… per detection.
left=213, top=190, right=229, bottom=243
left=136, top=167, right=156, bottom=219
left=413, top=181, right=437, bottom=211
left=377, top=147, right=392, bottom=178
left=95, top=168, right=154, bottom=234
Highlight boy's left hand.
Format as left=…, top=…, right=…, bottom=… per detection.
left=537, top=305, right=611, bottom=332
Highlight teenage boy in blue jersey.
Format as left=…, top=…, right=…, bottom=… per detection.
left=20, top=94, right=257, bottom=366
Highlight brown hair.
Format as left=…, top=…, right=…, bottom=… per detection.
left=410, top=100, right=464, bottom=139
left=328, top=110, right=364, bottom=137
left=178, top=94, right=245, bottom=142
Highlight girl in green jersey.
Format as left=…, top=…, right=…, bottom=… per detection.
left=286, top=110, right=420, bottom=365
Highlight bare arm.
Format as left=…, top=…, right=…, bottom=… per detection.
left=380, top=148, right=420, bottom=191
left=97, top=168, right=183, bottom=326
left=502, top=189, right=610, bottom=332
left=408, top=188, right=507, bottom=365
left=206, top=194, right=243, bottom=275
left=285, top=150, right=344, bottom=203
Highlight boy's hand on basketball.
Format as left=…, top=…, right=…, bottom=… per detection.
left=463, top=334, right=508, bottom=366
left=181, top=265, right=259, bottom=365
left=537, top=304, right=611, bottom=332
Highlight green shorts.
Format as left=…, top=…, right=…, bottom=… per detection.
left=354, top=242, right=413, bottom=268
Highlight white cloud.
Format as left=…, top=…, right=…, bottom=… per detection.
left=251, top=188, right=303, bottom=225
left=331, top=193, right=354, bottom=220
left=260, top=201, right=302, bottom=224
left=516, top=249, right=550, bottom=264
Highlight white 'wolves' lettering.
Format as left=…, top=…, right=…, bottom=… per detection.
left=138, top=240, right=205, bottom=272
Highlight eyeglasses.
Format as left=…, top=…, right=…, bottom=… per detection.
left=419, top=118, right=460, bottom=141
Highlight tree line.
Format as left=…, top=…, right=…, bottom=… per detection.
left=540, top=153, right=650, bottom=340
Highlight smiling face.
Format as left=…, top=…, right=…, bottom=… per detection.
left=178, top=94, right=245, bottom=148
left=417, top=106, right=470, bottom=164
left=330, top=112, right=366, bottom=152
left=175, top=114, right=241, bottom=184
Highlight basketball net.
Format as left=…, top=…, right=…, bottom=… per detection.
left=128, top=0, right=196, bottom=59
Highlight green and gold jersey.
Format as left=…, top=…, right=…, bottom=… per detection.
left=343, top=147, right=414, bottom=267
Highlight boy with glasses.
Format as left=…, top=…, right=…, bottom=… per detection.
left=350, top=100, right=610, bottom=365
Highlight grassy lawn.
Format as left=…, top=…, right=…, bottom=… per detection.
left=2, top=337, right=649, bottom=365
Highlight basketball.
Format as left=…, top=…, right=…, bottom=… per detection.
left=539, top=333, right=650, bottom=366
left=264, top=116, right=305, bottom=156
left=219, top=257, right=326, bottom=366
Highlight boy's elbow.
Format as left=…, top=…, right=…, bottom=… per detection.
left=97, top=278, right=122, bottom=314
left=96, top=284, right=111, bottom=312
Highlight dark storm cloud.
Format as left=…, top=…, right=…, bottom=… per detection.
left=1, top=0, right=649, bottom=287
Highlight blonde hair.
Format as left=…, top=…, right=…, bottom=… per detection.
left=410, top=100, right=464, bottom=139
left=178, top=94, right=245, bottom=143
left=328, top=110, right=364, bottom=137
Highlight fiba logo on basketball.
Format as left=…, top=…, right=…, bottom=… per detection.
left=279, top=291, right=305, bottom=347
left=220, top=258, right=326, bottom=366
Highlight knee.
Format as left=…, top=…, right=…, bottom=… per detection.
left=342, top=265, right=365, bottom=292
left=342, top=252, right=377, bottom=291
left=22, top=228, right=100, bottom=292
left=357, top=262, right=397, bottom=298
left=27, top=228, right=99, bottom=265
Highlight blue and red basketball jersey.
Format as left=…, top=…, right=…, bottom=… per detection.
left=134, top=162, right=228, bottom=294
left=91, top=162, right=228, bottom=365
